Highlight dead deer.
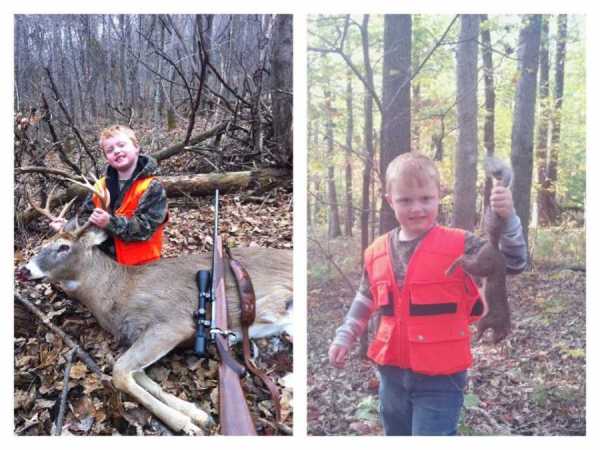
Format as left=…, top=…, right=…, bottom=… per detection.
left=17, top=181, right=293, bottom=435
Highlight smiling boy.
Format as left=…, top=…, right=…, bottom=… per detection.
left=52, top=125, right=168, bottom=265
left=328, top=152, right=527, bottom=435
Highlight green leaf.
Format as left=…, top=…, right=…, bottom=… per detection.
left=463, top=393, right=480, bottom=408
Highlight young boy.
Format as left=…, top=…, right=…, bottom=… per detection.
left=51, top=125, right=168, bottom=265
left=328, top=152, right=527, bottom=436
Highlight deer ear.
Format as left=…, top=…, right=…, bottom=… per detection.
left=79, top=227, right=108, bottom=247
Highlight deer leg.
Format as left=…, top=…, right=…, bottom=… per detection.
left=112, top=325, right=211, bottom=435
left=133, top=371, right=213, bottom=429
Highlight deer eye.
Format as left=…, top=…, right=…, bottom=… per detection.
left=57, top=244, right=71, bottom=254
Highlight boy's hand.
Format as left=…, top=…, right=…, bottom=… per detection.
left=89, top=208, right=111, bottom=229
left=328, top=343, right=349, bottom=369
left=490, top=185, right=514, bottom=219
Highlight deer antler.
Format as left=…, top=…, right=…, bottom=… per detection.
left=27, top=173, right=111, bottom=239
left=59, top=173, right=111, bottom=240
left=26, top=185, right=77, bottom=230
left=62, top=172, right=111, bottom=211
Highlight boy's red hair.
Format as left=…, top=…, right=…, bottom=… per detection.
left=99, top=125, right=139, bottom=148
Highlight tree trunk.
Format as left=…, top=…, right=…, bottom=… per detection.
left=344, top=70, right=354, bottom=236
left=511, top=15, right=542, bottom=247
left=547, top=14, right=568, bottom=225
left=270, top=14, right=293, bottom=167
left=160, top=169, right=291, bottom=197
left=324, top=87, right=342, bottom=238
left=536, top=16, right=554, bottom=226
left=312, top=120, right=322, bottom=227
left=360, top=15, right=375, bottom=257
left=481, top=14, right=496, bottom=215
left=153, top=17, right=166, bottom=150
left=379, top=14, right=412, bottom=234
left=358, top=15, right=375, bottom=358
left=119, top=15, right=129, bottom=107
left=452, top=15, right=480, bottom=231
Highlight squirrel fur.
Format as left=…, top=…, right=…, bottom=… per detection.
left=446, top=156, right=512, bottom=343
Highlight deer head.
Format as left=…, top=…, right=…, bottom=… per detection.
left=19, top=174, right=110, bottom=284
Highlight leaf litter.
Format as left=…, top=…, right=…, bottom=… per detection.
left=307, top=266, right=585, bottom=436
left=14, top=190, right=293, bottom=435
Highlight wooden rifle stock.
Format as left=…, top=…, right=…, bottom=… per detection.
left=211, top=191, right=256, bottom=436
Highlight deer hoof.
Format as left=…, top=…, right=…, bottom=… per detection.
left=181, top=421, right=204, bottom=436
left=193, top=412, right=215, bottom=431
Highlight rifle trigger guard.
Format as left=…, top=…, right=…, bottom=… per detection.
left=210, top=327, right=237, bottom=343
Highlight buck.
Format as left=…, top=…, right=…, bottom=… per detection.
left=18, top=181, right=293, bottom=435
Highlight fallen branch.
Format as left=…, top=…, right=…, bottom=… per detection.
left=151, top=122, right=229, bottom=161
left=53, top=347, right=77, bottom=436
left=14, top=292, right=111, bottom=384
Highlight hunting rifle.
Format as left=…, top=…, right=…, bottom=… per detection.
left=196, top=190, right=256, bottom=435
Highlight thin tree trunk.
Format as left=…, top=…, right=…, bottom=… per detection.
left=511, top=15, right=542, bottom=247
left=536, top=16, right=553, bottom=226
left=547, top=14, right=568, bottom=225
left=153, top=18, right=165, bottom=150
left=358, top=14, right=375, bottom=359
left=452, top=15, right=480, bottom=231
left=324, top=86, right=342, bottom=238
left=360, top=15, right=374, bottom=257
left=344, top=70, right=354, bottom=236
left=481, top=14, right=496, bottom=216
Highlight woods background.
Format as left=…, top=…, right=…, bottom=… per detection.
left=307, top=14, right=585, bottom=436
left=14, top=14, right=293, bottom=435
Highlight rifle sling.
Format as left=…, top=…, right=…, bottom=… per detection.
left=225, top=248, right=282, bottom=424
left=241, top=324, right=282, bottom=423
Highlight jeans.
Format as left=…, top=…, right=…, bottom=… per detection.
left=377, top=365, right=467, bottom=436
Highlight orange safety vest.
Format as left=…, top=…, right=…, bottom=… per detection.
left=92, top=176, right=166, bottom=266
left=365, top=226, right=481, bottom=375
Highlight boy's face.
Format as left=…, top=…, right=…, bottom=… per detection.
left=385, top=177, right=439, bottom=240
left=101, top=132, right=140, bottom=175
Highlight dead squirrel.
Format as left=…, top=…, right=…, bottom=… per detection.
left=446, top=157, right=513, bottom=344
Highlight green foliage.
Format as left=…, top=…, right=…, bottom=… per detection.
left=354, top=395, right=379, bottom=422
left=530, top=225, right=585, bottom=267
left=309, top=14, right=585, bottom=246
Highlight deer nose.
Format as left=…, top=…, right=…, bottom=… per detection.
left=17, top=266, right=31, bottom=282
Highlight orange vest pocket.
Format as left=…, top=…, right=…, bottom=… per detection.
left=367, top=316, right=397, bottom=363
left=406, top=320, right=471, bottom=375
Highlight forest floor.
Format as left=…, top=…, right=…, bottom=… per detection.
left=14, top=189, right=293, bottom=436
left=307, top=231, right=586, bottom=436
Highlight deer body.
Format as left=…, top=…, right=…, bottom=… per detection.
left=21, top=227, right=293, bottom=434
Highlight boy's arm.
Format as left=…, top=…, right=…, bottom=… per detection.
left=499, top=213, right=528, bottom=274
left=105, top=179, right=168, bottom=242
left=332, top=268, right=375, bottom=348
